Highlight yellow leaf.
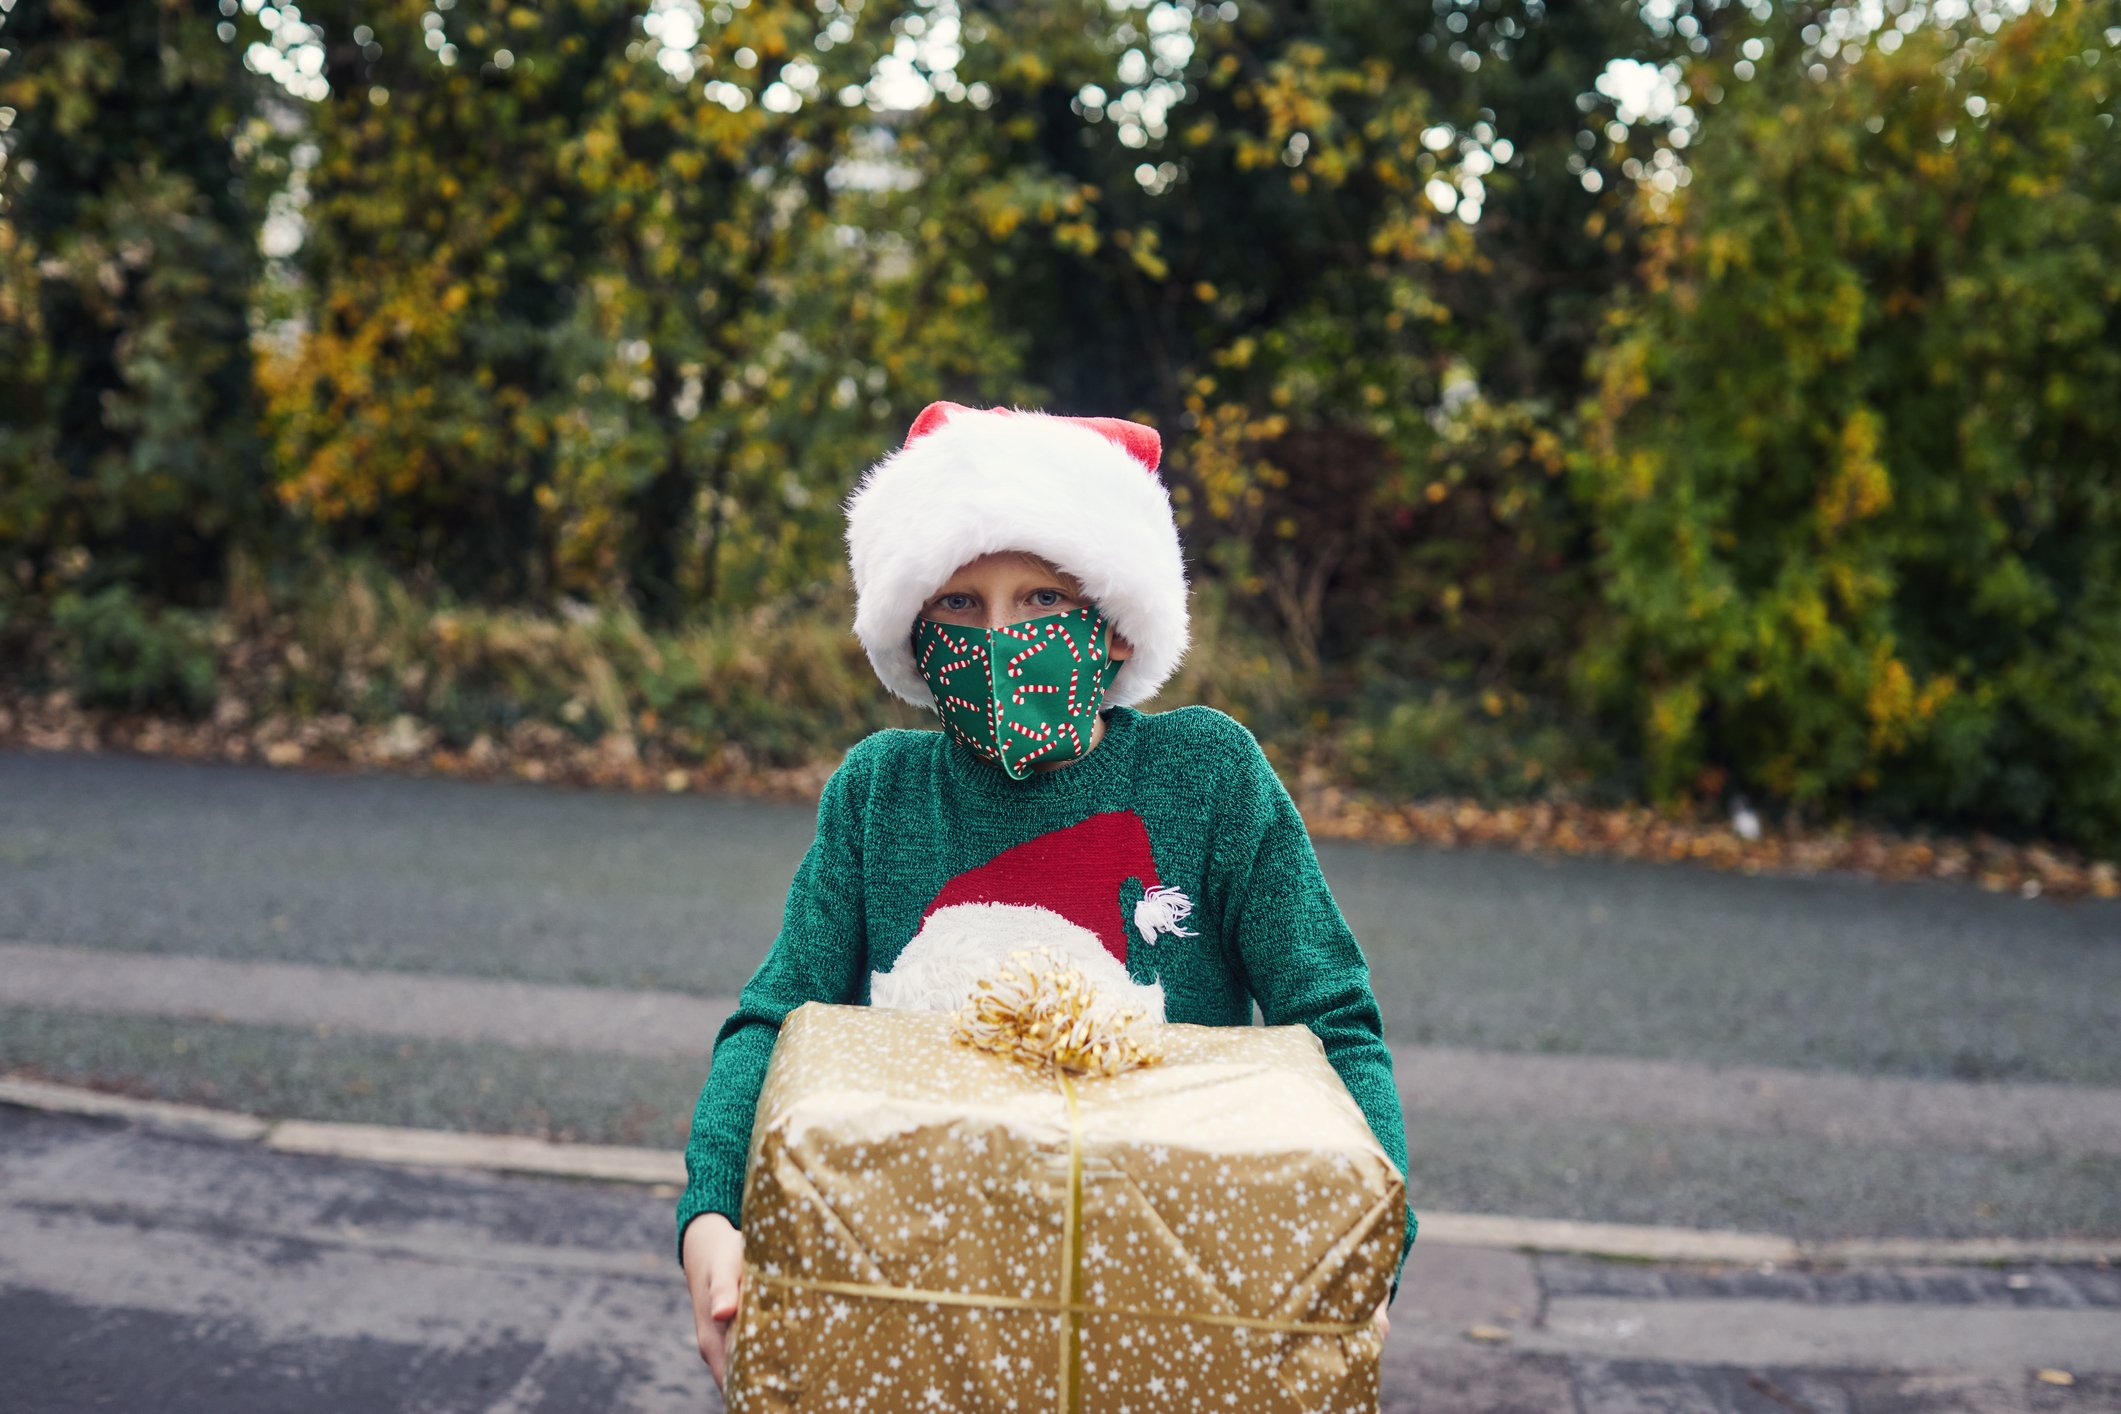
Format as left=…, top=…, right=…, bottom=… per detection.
left=1819, top=406, right=1891, bottom=529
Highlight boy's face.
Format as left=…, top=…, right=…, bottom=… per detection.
left=920, top=550, right=1134, bottom=662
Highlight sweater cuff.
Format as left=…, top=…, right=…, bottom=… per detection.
left=1388, top=1204, right=1418, bottom=1309
left=674, top=1158, right=747, bottom=1269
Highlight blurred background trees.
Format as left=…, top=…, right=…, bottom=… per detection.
left=2, top=0, right=2116, bottom=851
left=0, top=0, right=272, bottom=607
left=1575, top=1, right=2119, bottom=847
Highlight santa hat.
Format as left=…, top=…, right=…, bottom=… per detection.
left=843, top=401, right=1191, bottom=710
left=868, top=811, right=1199, bottom=1021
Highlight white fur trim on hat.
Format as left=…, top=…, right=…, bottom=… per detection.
left=869, top=901, right=1168, bottom=1021
left=844, top=403, right=1191, bottom=709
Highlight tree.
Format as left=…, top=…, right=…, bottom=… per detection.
left=262, top=0, right=1020, bottom=623
left=0, top=0, right=271, bottom=608
left=1576, top=1, right=2121, bottom=848
left=887, top=0, right=1724, bottom=701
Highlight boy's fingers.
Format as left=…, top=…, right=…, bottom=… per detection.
left=701, top=1325, right=728, bottom=1387
left=696, top=1308, right=735, bottom=1382
left=708, top=1267, right=743, bottom=1321
left=700, top=1269, right=744, bottom=1387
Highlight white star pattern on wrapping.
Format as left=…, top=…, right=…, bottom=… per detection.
left=724, top=1006, right=1396, bottom=1412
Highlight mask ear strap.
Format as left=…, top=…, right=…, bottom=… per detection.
left=1084, top=605, right=1122, bottom=692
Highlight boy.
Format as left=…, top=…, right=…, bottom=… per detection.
left=679, top=401, right=1416, bottom=1388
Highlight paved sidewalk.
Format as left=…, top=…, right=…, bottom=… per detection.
left=4, top=1102, right=2114, bottom=1413
left=10, top=940, right=2120, bottom=1159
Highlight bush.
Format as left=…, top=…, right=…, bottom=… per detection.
left=1573, top=7, right=2121, bottom=850
left=1337, top=682, right=1591, bottom=807
left=233, top=557, right=928, bottom=767
left=50, top=584, right=219, bottom=717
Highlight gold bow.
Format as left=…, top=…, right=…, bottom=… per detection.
left=949, top=945, right=1164, bottom=1078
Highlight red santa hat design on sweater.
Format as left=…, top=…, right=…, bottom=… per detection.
left=868, top=811, right=1198, bottom=1022
left=843, top=401, right=1192, bottom=711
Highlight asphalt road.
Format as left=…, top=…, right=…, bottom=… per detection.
left=3, top=748, right=2119, bottom=1242
left=5, top=749, right=2117, bottom=1083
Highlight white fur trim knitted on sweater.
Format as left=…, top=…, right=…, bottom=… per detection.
left=869, top=901, right=1168, bottom=1022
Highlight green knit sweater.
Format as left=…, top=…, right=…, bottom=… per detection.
left=676, top=702, right=1418, bottom=1302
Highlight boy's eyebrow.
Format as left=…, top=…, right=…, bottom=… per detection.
left=927, top=582, right=1077, bottom=601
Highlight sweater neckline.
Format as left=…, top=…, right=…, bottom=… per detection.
left=940, top=705, right=1141, bottom=799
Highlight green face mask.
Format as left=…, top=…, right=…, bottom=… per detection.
left=913, top=604, right=1124, bottom=779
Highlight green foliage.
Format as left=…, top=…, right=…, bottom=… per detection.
left=50, top=583, right=219, bottom=716
left=1145, top=575, right=1312, bottom=738
left=0, top=0, right=271, bottom=606
left=1337, top=682, right=1586, bottom=806
left=261, top=0, right=1017, bottom=622
left=243, top=556, right=923, bottom=767
left=898, top=0, right=1701, bottom=704
left=1576, top=4, right=2121, bottom=847
left=5, top=0, right=2120, bottom=854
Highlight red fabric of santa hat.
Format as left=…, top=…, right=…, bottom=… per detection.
left=842, top=400, right=1192, bottom=709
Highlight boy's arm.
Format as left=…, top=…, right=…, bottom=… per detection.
left=1209, top=718, right=1418, bottom=1305
left=675, top=739, right=876, bottom=1267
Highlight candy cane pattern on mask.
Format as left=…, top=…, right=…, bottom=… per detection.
left=1046, top=617, right=1088, bottom=664
left=912, top=604, right=1122, bottom=781
left=1006, top=647, right=1044, bottom=678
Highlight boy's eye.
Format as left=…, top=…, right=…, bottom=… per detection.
left=1030, top=589, right=1064, bottom=608
left=938, top=593, right=973, bottom=611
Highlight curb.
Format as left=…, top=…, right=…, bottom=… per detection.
left=0, top=1075, right=683, bottom=1185
left=6, top=1074, right=2117, bottom=1268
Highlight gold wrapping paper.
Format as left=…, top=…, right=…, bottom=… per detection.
left=724, top=1001, right=1404, bottom=1413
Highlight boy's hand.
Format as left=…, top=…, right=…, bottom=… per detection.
left=682, top=1213, right=746, bottom=1389
left=1374, top=1296, right=1390, bottom=1340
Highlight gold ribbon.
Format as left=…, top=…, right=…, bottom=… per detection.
left=1058, top=1071, right=1086, bottom=1411
left=742, top=1267, right=1378, bottom=1337
left=743, top=1068, right=1373, bottom=1414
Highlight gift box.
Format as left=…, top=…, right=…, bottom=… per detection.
left=723, top=996, right=1404, bottom=1413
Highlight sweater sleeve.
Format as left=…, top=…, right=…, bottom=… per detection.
left=1208, top=715, right=1418, bottom=1305
left=674, top=736, right=876, bottom=1268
